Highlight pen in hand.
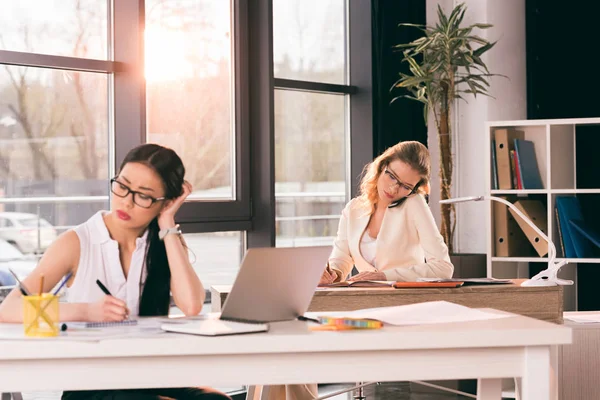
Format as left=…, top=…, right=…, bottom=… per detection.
left=96, top=279, right=129, bottom=319
left=96, top=279, right=112, bottom=295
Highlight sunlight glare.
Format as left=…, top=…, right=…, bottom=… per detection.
left=144, top=26, right=194, bottom=83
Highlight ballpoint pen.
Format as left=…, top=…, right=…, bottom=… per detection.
left=53, top=272, right=73, bottom=295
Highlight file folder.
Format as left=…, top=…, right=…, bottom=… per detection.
left=509, top=200, right=548, bottom=257
left=493, top=196, right=533, bottom=257
left=494, top=128, right=524, bottom=189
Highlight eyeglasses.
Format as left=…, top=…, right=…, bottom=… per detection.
left=383, top=168, right=418, bottom=194
left=110, top=178, right=166, bottom=209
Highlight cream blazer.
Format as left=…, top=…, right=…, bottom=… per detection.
left=328, top=194, right=454, bottom=281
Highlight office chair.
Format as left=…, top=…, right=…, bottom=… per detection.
left=1, top=393, right=23, bottom=400
left=313, top=382, right=379, bottom=400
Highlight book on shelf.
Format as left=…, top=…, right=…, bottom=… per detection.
left=509, top=150, right=519, bottom=189
left=491, top=139, right=499, bottom=190
left=514, top=139, right=544, bottom=189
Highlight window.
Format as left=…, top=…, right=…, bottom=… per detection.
left=273, top=0, right=351, bottom=248
left=182, top=231, right=245, bottom=300
left=145, top=0, right=235, bottom=201
left=0, top=0, right=108, bottom=59
left=273, top=0, right=346, bottom=84
left=0, top=0, right=112, bottom=255
left=274, top=90, right=346, bottom=247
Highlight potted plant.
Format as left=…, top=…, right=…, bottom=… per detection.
left=392, top=2, right=499, bottom=253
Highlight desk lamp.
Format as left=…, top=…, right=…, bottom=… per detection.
left=440, top=195, right=573, bottom=287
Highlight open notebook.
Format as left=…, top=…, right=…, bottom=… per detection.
left=161, top=318, right=268, bottom=337
left=322, top=280, right=464, bottom=288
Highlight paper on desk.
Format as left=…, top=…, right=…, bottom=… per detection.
left=564, top=313, right=600, bottom=324
left=308, top=301, right=510, bottom=326
left=0, top=318, right=166, bottom=341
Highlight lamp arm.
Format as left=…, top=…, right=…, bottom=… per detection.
left=485, top=195, right=556, bottom=264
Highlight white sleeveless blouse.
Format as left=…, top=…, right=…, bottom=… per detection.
left=360, top=230, right=378, bottom=269
left=65, top=211, right=148, bottom=317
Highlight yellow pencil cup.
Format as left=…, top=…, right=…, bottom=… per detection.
left=23, top=294, right=60, bottom=337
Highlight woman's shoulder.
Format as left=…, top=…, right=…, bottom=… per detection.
left=401, top=193, right=430, bottom=212
left=344, top=197, right=369, bottom=214
left=72, top=211, right=109, bottom=240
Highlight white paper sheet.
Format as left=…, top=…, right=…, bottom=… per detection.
left=565, top=313, right=600, bottom=324
left=307, top=301, right=510, bottom=326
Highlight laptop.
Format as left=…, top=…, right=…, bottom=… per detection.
left=161, top=246, right=331, bottom=336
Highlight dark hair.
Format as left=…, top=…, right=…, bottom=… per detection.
left=118, top=143, right=185, bottom=316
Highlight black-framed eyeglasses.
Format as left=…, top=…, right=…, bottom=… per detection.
left=110, top=178, right=166, bottom=209
left=383, top=167, right=418, bottom=194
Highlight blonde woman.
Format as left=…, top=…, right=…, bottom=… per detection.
left=263, top=142, right=454, bottom=400
left=320, top=140, right=453, bottom=285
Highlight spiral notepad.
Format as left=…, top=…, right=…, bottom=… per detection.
left=85, top=320, right=138, bottom=328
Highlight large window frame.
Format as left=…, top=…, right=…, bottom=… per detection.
left=247, top=0, right=372, bottom=248
left=0, top=0, right=372, bottom=265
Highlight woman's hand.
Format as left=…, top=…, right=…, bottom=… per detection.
left=348, top=271, right=386, bottom=281
left=318, top=267, right=338, bottom=286
left=86, top=296, right=129, bottom=322
left=158, top=180, right=192, bottom=229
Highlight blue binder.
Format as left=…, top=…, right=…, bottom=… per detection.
left=569, top=220, right=600, bottom=251
left=555, top=196, right=593, bottom=258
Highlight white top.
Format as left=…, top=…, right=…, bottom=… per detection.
left=328, top=195, right=453, bottom=282
left=359, top=230, right=378, bottom=268
left=65, top=211, right=148, bottom=317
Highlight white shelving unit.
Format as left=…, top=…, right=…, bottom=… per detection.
left=486, top=117, right=600, bottom=311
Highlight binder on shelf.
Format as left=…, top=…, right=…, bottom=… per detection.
left=569, top=220, right=600, bottom=251
left=494, top=128, right=524, bottom=189
left=508, top=200, right=549, bottom=257
left=555, top=197, right=578, bottom=258
left=493, top=196, right=533, bottom=257
left=514, top=139, right=544, bottom=189
left=556, top=196, right=594, bottom=258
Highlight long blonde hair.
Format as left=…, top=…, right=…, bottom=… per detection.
left=358, top=141, right=431, bottom=214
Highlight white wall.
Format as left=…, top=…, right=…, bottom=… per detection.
left=426, top=0, right=527, bottom=253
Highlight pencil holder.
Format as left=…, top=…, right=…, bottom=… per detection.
left=23, top=294, right=59, bottom=337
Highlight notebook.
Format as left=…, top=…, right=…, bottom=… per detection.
left=417, top=277, right=512, bottom=285
left=161, top=318, right=268, bottom=337
left=323, top=280, right=397, bottom=288
left=85, top=320, right=138, bottom=328
left=322, top=280, right=464, bottom=288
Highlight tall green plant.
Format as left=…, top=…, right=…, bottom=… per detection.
left=392, top=2, right=499, bottom=253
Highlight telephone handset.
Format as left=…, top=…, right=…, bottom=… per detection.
left=387, top=180, right=423, bottom=208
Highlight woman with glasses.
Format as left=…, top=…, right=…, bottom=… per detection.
left=319, top=140, right=453, bottom=285
left=0, top=144, right=230, bottom=400
left=266, top=141, right=454, bottom=400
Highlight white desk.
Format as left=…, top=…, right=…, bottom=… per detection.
left=0, top=312, right=570, bottom=400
